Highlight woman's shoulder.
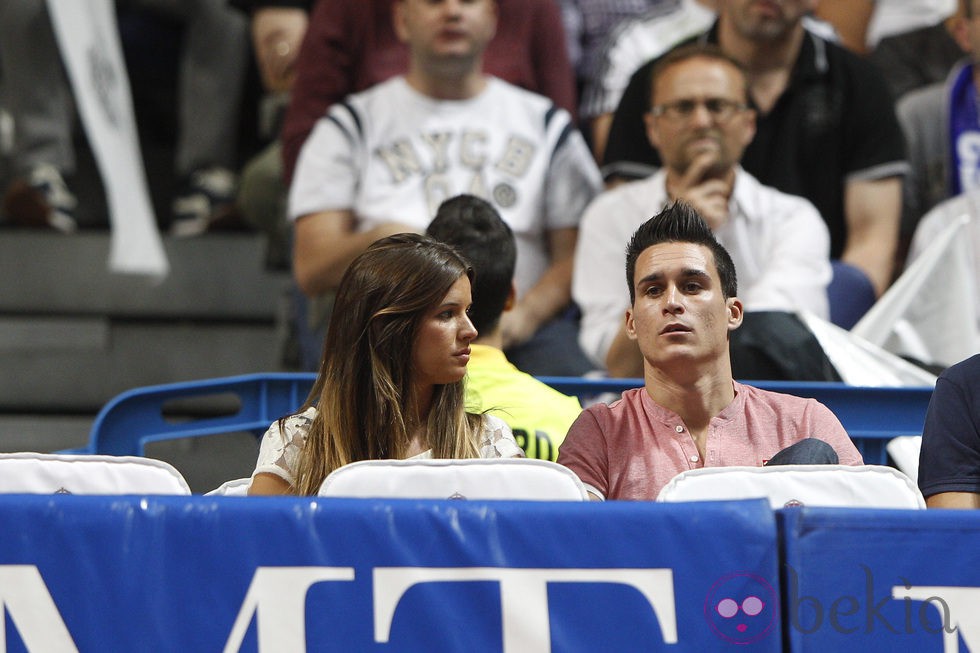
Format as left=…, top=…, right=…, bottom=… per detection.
left=477, top=413, right=525, bottom=459
left=258, top=406, right=317, bottom=450
left=276, top=406, right=318, bottom=438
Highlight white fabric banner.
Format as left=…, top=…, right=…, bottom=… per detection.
left=46, top=0, right=169, bottom=277
left=798, top=311, right=937, bottom=387
left=853, top=213, right=978, bottom=369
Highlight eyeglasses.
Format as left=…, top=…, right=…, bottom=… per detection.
left=650, top=98, right=748, bottom=123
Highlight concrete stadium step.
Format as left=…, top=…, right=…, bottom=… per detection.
left=0, top=230, right=292, bottom=411
left=0, top=231, right=285, bottom=318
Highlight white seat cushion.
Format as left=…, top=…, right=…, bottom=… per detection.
left=656, top=464, right=924, bottom=509
left=318, top=458, right=589, bottom=501
left=0, top=452, right=190, bottom=495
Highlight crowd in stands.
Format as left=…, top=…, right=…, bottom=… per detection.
left=1, top=0, right=979, bottom=506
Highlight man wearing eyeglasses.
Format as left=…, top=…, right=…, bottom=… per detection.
left=602, top=0, right=908, bottom=304
left=573, top=44, right=833, bottom=377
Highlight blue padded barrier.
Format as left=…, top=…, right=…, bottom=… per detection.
left=0, top=495, right=779, bottom=651
left=779, top=507, right=980, bottom=652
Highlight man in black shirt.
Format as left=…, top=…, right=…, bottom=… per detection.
left=602, top=0, right=908, bottom=298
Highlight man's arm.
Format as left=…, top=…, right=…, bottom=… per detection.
left=249, top=6, right=308, bottom=93
left=292, top=210, right=416, bottom=296
left=841, top=176, right=901, bottom=297
left=918, top=368, right=980, bottom=508
left=500, top=227, right=577, bottom=348
left=926, top=492, right=980, bottom=509
left=814, top=0, right=874, bottom=54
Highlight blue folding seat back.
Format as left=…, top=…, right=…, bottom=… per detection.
left=70, top=373, right=316, bottom=456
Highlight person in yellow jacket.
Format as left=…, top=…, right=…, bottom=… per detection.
left=428, top=195, right=583, bottom=461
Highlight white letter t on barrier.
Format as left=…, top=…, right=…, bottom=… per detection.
left=373, top=567, right=676, bottom=652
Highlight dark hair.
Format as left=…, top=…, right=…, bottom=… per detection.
left=625, top=202, right=738, bottom=303
left=427, top=194, right=516, bottom=334
left=649, top=42, right=750, bottom=107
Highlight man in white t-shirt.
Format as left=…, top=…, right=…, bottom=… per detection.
left=289, top=0, right=602, bottom=375
left=573, top=44, right=831, bottom=377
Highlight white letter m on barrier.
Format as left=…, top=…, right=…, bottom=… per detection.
left=0, top=565, right=78, bottom=652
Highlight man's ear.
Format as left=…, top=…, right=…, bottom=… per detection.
left=503, top=282, right=516, bottom=312
left=727, top=297, right=744, bottom=332
left=487, top=0, right=499, bottom=41
left=393, top=0, right=409, bottom=43
left=644, top=110, right=661, bottom=151
left=625, top=307, right=638, bottom=341
left=950, top=14, right=973, bottom=53
left=740, top=107, right=757, bottom=149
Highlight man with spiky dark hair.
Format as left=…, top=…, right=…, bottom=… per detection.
left=558, top=202, right=862, bottom=501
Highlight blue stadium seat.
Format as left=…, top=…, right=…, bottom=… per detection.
left=65, top=373, right=316, bottom=456
left=70, top=374, right=932, bottom=466
left=828, top=260, right=877, bottom=329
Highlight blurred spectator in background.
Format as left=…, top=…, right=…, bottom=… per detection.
left=897, top=0, right=979, bottom=244
left=0, top=0, right=249, bottom=235
left=232, top=0, right=310, bottom=267
left=427, top=194, right=583, bottom=461
left=581, top=0, right=717, bottom=162
left=281, top=0, right=575, bottom=183
left=601, top=0, right=907, bottom=300
left=557, top=0, right=662, bottom=129
left=234, top=0, right=576, bottom=270
left=581, top=0, right=841, bottom=162
left=288, top=0, right=601, bottom=376
left=867, top=2, right=963, bottom=101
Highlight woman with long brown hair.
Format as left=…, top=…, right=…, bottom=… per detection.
left=249, top=233, right=523, bottom=496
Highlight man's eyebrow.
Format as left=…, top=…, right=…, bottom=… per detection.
left=636, top=272, right=664, bottom=286
left=679, top=268, right=711, bottom=281
left=636, top=268, right=710, bottom=286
